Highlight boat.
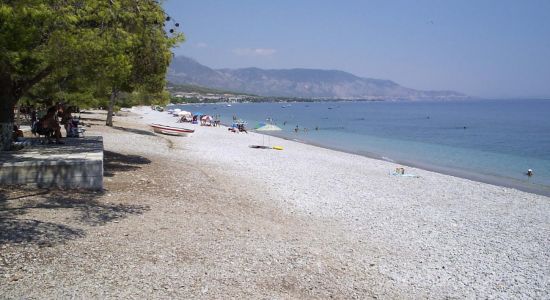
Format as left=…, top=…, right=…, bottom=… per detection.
left=150, top=123, right=194, bottom=136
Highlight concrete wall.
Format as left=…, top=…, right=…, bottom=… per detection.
left=0, top=137, right=103, bottom=190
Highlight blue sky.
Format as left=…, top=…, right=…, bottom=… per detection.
left=163, top=0, right=550, bottom=98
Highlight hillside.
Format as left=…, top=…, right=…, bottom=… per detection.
left=167, top=56, right=467, bottom=100
left=167, top=82, right=257, bottom=96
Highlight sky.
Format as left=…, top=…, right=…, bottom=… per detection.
left=163, top=0, right=550, bottom=99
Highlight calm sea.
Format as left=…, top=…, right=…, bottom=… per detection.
left=176, top=100, right=550, bottom=195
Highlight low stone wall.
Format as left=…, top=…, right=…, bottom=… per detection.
left=0, top=137, right=103, bottom=190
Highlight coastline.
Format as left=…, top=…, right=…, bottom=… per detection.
left=264, top=132, right=550, bottom=197
left=2, top=108, right=549, bottom=298
left=138, top=108, right=550, bottom=298
left=182, top=100, right=550, bottom=196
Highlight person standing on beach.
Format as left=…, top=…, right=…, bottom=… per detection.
left=294, top=125, right=299, bottom=133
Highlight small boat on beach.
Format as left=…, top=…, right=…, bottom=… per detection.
left=150, top=123, right=194, bottom=136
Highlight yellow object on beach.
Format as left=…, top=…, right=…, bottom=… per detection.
left=272, top=146, right=284, bottom=150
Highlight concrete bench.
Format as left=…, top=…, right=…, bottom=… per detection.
left=0, top=136, right=103, bottom=190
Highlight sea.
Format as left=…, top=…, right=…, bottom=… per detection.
left=174, top=99, right=550, bottom=196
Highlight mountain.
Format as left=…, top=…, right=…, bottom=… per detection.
left=167, top=56, right=466, bottom=100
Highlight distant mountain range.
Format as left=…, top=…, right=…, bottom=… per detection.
left=167, top=55, right=467, bottom=100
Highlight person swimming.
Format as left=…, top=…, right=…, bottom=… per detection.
left=527, top=169, right=534, bottom=177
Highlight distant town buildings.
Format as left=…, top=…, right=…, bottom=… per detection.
left=169, top=90, right=256, bottom=103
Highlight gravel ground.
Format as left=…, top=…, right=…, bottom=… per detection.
left=1, top=108, right=549, bottom=299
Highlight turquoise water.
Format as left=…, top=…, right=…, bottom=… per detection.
left=176, top=100, right=550, bottom=194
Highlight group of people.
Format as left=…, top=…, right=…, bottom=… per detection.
left=178, top=114, right=221, bottom=127
left=177, top=114, right=193, bottom=123
left=293, top=125, right=319, bottom=133
left=31, top=103, right=80, bottom=144
left=228, top=123, right=247, bottom=133
left=199, top=114, right=221, bottom=126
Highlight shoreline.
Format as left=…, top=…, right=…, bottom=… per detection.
left=182, top=100, right=550, bottom=196
left=3, top=108, right=548, bottom=298
left=262, top=131, right=550, bottom=197
left=138, top=108, right=550, bottom=297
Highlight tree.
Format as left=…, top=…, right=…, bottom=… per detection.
left=119, top=89, right=170, bottom=108
left=78, top=0, right=182, bottom=126
left=0, top=0, right=183, bottom=149
left=21, top=64, right=104, bottom=109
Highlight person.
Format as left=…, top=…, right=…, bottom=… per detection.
left=60, top=106, right=74, bottom=137
left=527, top=169, right=534, bottom=177
left=53, top=102, right=63, bottom=119
left=12, top=125, right=23, bottom=141
left=294, top=125, right=299, bottom=133
left=237, top=123, right=247, bottom=133
left=178, top=115, right=188, bottom=123
left=37, top=106, right=63, bottom=144
left=30, top=109, right=37, bottom=124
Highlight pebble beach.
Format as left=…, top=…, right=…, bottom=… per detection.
left=1, top=108, right=549, bottom=299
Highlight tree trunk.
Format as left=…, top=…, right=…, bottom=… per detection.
left=0, top=95, right=16, bottom=151
left=0, top=66, right=52, bottom=150
left=105, top=88, right=118, bottom=127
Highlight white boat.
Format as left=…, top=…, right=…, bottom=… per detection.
left=150, top=123, right=194, bottom=136
left=226, top=104, right=232, bottom=107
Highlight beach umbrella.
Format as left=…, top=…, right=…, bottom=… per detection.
left=256, top=124, right=282, bottom=131
left=177, top=110, right=192, bottom=116
left=201, top=115, right=213, bottom=125
left=255, top=124, right=281, bottom=146
left=254, top=122, right=266, bottom=129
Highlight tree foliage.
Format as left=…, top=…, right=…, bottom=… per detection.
left=0, top=0, right=183, bottom=149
